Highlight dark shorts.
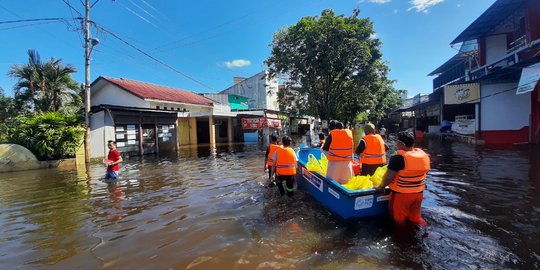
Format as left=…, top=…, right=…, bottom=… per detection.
left=105, top=171, right=119, bottom=180
left=360, top=163, right=385, bottom=176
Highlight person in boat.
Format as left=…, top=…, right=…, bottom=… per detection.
left=264, top=134, right=282, bottom=187
left=314, top=133, right=325, bottom=147
left=379, top=125, right=387, bottom=140
left=104, top=140, right=123, bottom=180
left=355, top=123, right=388, bottom=176
left=322, top=121, right=354, bottom=184
left=271, top=136, right=297, bottom=196
left=377, top=131, right=430, bottom=226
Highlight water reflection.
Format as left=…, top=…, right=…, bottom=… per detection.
left=0, top=139, right=538, bottom=269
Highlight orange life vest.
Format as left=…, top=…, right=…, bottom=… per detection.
left=327, top=129, right=354, bottom=161
left=275, top=147, right=297, bottom=176
left=389, top=149, right=430, bottom=193
left=266, top=144, right=282, bottom=166
left=361, top=134, right=386, bottom=164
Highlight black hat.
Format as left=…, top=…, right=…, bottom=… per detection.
left=398, top=131, right=414, bottom=147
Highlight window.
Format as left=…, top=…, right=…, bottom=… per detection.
left=164, top=107, right=168, bottom=110
left=156, top=106, right=160, bottom=109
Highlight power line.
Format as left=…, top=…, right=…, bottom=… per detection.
left=90, top=0, right=101, bottom=9
left=93, top=23, right=214, bottom=90
left=61, top=0, right=83, bottom=17
left=0, top=21, right=61, bottom=31
left=0, top=17, right=79, bottom=25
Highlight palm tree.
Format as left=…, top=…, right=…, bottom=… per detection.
left=8, top=50, right=80, bottom=113
left=41, top=58, right=80, bottom=112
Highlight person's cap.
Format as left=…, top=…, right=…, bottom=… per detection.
left=364, top=123, right=375, bottom=134
left=397, top=131, right=414, bottom=147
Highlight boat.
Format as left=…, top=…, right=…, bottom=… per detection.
left=295, top=147, right=390, bottom=220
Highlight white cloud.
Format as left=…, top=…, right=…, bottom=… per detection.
left=408, top=0, right=444, bottom=13
left=393, top=9, right=399, bottom=14
left=224, top=59, right=251, bottom=69
left=364, top=0, right=392, bottom=3
left=457, top=3, right=463, bottom=8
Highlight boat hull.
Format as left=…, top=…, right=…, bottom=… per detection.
left=296, top=148, right=390, bottom=220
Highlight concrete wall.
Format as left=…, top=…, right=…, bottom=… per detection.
left=90, top=110, right=115, bottom=158
left=485, top=34, right=508, bottom=64
left=220, top=71, right=279, bottom=110
left=91, top=84, right=148, bottom=108
left=148, top=101, right=212, bottom=117
left=481, top=82, right=531, bottom=131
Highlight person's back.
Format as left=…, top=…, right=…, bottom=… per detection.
left=355, top=123, right=387, bottom=176
left=265, top=134, right=281, bottom=187
left=271, top=136, right=297, bottom=196
left=377, top=131, right=430, bottom=226
left=322, top=122, right=354, bottom=184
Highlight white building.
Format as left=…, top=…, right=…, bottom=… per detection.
left=89, top=76, right=237, bottom=158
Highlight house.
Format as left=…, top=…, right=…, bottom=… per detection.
left=429, top=0, right=540, bottom=144
left=219, top=72, right=283, bottom=145
left=89, top=76, right=237, bottom=158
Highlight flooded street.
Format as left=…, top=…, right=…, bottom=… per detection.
left=1, top=138, right=539, bottom=269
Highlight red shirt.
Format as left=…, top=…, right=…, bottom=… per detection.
left=107, top=149, right=121, bottom=172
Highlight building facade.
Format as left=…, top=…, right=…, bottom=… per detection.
left=89, top=76, right=238, bottom=158
left=429, top=0, right=540, bottom=144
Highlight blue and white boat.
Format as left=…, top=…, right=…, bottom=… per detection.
left=296, top=147, right=390, bottom=220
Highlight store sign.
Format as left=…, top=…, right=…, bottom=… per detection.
left=516, top=63, right=540, bottom=95
left=241, top=118, right=260, bottom=129
left=444, top=83, right=480, bottom=104
left=241, top=118, right=281, bottom=129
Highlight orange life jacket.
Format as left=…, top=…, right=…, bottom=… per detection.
left=327, top=129, right=354, bottom=161
left=361, top=134, right=386, bottom=164
left=275, top=147, right=297, bottom=176
left=266, top=144, right=282, bottom=166
left=389, top=149, right=430, bottom=193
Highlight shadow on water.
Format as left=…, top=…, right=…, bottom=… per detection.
left=0, top=138, right=539, bottom=269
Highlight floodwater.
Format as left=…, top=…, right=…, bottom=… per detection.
left=0, top=137, right=539, bottom=269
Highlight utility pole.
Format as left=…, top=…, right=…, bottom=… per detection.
left=84, top=0, right=91, bottom=164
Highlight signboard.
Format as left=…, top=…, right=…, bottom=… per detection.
left=516, top=62, right=540, bottom=95
left=452, top=115, right=476, bottom=135
left=242, top=118, right=260, bottom=129
left=241, top=118, right=282, bottom=129
left=444, top=83, right=480, bottom=104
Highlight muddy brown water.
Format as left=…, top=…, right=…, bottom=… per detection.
left=0, top=137, right=539, bottom=269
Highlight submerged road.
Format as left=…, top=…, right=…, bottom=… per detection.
left=0, top=137, right=538, bottom=269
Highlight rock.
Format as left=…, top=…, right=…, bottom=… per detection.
left=0, top=144, right=40, bottom=172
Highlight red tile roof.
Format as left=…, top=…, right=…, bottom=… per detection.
left=100, top=76, right=214, bottom=106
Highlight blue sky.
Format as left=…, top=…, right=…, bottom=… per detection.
left=0, top=0, right=496, bottom=98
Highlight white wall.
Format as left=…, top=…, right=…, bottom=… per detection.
left=221, top=71, right=279, bottom=110
left=481, top=83, right=531, bottom=131
left=89, top=111, right=115, bottom=158
left=91, top=84, right=148, bottom=108
left=148, top=101, right=212, bottom=117
left=485, top=34, right=508, bottom=64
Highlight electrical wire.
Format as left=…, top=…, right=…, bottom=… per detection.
left=0, top=17, right=78, bottom=24
left=93, top=23, right=214, bottom=90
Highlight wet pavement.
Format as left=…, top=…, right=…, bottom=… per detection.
left=0, top=137, right=539, bottom=269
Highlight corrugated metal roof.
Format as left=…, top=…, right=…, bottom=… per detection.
left=451, top=0, right=527, bottom=45
left=98, top=76, right=214, bottom=106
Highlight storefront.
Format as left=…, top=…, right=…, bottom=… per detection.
left=90, top=105, right=178, bottom=158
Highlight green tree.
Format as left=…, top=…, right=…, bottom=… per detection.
left=7, top=49, right=81, bottom=113
left=0, top=112, right=84, bottom=160
left=266, top=9, right=402, bottom=123
left=0, top=87, right=16, bottom=123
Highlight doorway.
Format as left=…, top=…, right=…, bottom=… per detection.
left=142, top=124, right=157, bottom=154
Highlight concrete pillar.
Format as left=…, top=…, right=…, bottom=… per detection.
left=189, top=117, right=197, bottom=145
left=209, top=115, right=216, bottom=147
left=227, top=117, right=233, bottom=143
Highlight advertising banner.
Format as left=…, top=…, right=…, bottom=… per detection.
left=516, top=62, right=540, bottom=95
left=444, top=83, right=480, bottom=104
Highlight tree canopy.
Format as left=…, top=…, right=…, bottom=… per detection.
left=7, top=49, right=82, bottom=114
left=266, top=9, right=402, bottom=124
